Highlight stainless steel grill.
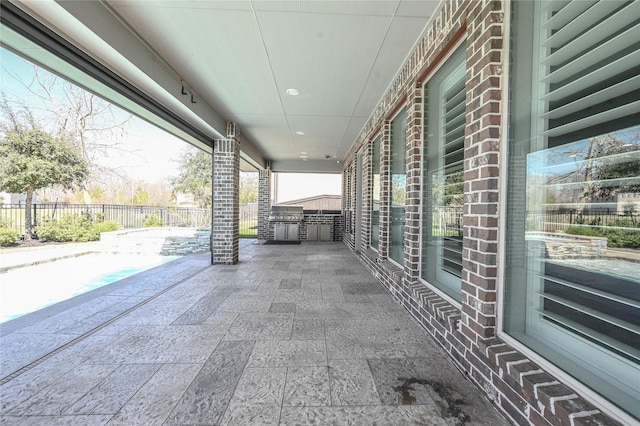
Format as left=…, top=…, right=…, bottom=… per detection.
left=268, top=205, right=304, bottom=222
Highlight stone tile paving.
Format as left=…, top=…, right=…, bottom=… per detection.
left=0, top=241, right=509, bottom=425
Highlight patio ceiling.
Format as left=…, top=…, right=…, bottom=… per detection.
left=6, top=1, right=439, bottom=172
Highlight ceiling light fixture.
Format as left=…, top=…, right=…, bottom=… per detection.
left=286, top=88, right=300, bottom=96
left=296, top=131, right=305, bottom=135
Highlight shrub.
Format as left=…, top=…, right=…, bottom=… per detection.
left=143, top=213, right=163, bottom=227
left=606, top=229, right=640, bottom=249
left=566, top=226, right=640, bottom=249
left=37, top=216, right=75, bottom=242
left=36, top=214, right=120, bottom=242
left=94, top=220, right=119, bottom=234
left=565, top=226, right=597, bottom=237
left=0, top=219, right=18, bottom=247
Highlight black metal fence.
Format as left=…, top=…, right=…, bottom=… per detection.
left=1, top=203, right=259, bottom=238
left=528, top=209, right=638, bottom=232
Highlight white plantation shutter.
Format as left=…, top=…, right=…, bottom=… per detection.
left=422, top=43, right=466, bottom=300
left=439, top=75, right=465, bottom=279
left=534, top=0, right=640, bottom=364
left=506, top=0, right=640, bottom=418
left=539, top=0, right=640, bottom=142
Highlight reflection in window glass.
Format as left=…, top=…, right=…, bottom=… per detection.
left=390, top=109, right=407, bottom=265
left=371, top=136, right=381, bottom=250
left=505, top=0, right=639, bottom=417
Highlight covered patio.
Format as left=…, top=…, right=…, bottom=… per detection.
left=0, top=242, right=506, bottom=425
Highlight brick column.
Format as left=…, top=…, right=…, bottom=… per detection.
left=211, top=122, right=240, bottom=265
left=343, top=162, right=356, bottom=250
left=404, top=82, right=423, bottom=284
left=379, top=120, right=391, bottom=260
left=257, top=167, right=271, bottom=240
left=459, top=0, right=503, bottom=347
left=361, top=141, right=372, bottom=250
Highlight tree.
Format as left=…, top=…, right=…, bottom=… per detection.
left=2, top=55, right=133, bottom=203
left=240, top=172, right=258, bottom=205
left=0, top=129, right=89, bottom=240
left=169, top=147, right=212, bottom=208
left=133, top=185, right=150, bottom=205
left=3, top=66, right=132, bottom=168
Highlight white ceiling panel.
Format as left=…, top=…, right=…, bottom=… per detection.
left=397, top=0, right=440, bottom=17
left=286, top=115, right=351, bottom=156
left=341, top=115, right=370, bottom=148
left=111, top=0, right=253, bottom=10
left=110, top=4, right=283, bottom=116
left=102, top=0, right=440, bottom=171
left=257, top=10, right=391, bottom=117
left=252, top=0, right=401, bottom=16
left=352, top=15, right=430, bottom=117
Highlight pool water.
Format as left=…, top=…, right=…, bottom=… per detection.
left=0, top=253, right=179, bottom=323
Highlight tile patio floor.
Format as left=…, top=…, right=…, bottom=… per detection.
left=0, top=241, right=509, bottom=425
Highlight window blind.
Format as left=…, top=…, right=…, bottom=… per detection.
left=440, top=77, right=465, bottom=278
left=540, top=0, right=640, bottom=144
left=536, top=0, right=640, bottom=363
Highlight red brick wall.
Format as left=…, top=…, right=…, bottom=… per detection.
left=341, top=1, right=623, bottom=425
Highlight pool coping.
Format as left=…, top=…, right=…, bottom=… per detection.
left=0, top=252, right=211, bottom=337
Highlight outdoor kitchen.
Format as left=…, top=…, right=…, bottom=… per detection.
left=267, top=205, right=344, bottom=242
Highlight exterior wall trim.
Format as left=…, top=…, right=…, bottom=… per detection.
left=415, top=24, right=467, bottom=85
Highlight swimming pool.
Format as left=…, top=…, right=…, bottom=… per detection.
left=0, top=253, right=180, bottom=323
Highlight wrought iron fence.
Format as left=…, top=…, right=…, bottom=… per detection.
left=0, top=203, right=259, bottom=238
left=527, top=209, right=639, bottom=232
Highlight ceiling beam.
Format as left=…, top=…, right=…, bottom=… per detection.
left=270, top=159, right=342, bottom=174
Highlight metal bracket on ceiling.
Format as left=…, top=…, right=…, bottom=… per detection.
left=181, top=84, right=196, bottom=103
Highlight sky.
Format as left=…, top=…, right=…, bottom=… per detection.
left=1, top=47, right=342, bottom=196
left=275, top=173, right=342, bottom=203
left=0, top=47, right=186, bottom=182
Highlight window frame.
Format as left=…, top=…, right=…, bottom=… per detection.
left=500, top=1, right=640, bottom=422
left=419, top=41, right=467, bottom=303
left=388, top=106, right=408, bottom=267
left=370, top=134, right=382, bottom=251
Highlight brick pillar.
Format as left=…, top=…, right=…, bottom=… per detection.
left=404, top=82, right=423, bottom=283
left=459, top=0, right=504, bottom=346
left=257, top=167, right=271, bottom=240
left=379, top=120, right=391, bottom=260
left=361, top=140, right=372, bottom=250
left=212, top=122, right=240, bottom=265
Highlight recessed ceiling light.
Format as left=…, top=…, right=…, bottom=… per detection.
left=301, top=151, right=307, bottom=155
left=286, top=88, right=300, bottom=96
left=296, top=131, right=305, bottom=135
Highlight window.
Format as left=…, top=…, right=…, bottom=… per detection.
left=421, top=44, right=466, bottom=300
left=389, top=108, right=407, bottom=265
left=505, top=0, right=640, bottom=418
left=371, top=135, right=381, bottom=250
